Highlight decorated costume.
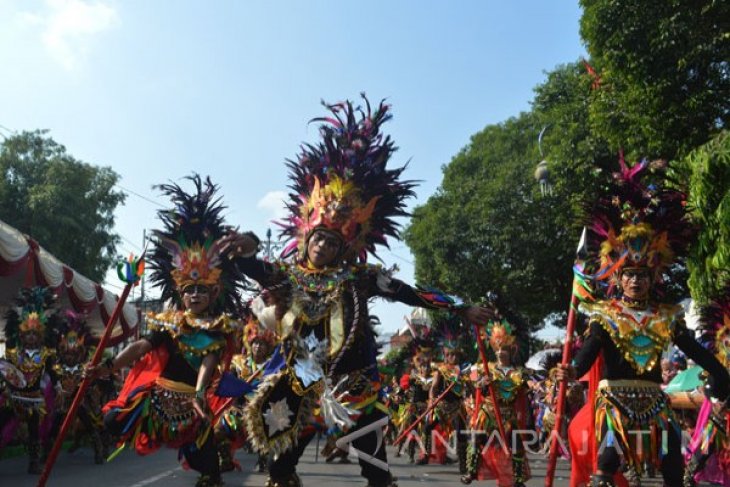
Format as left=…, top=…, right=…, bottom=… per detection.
left=49, top=310, right=109, bottom=464
left=102, top=176, right=244, bottom=487
left=463, top=319, right=530, bottom=486
left=235, top=96, right=480, bottom=487
left=567, top=157, right=730, bottom=487
left=400, top=338, right=434, bottom=464
left=424, top=316, right=471, bottom=473
left=0, top=287, right=60, bottom=474
left=216, top=315, right=276, bottom=473
left=684, top=289, right=730, bottom=486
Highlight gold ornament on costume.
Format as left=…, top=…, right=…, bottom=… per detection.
left=580, top=300, right=679, bottom=374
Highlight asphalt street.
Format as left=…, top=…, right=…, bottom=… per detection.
left=0, top=442, right=685, bottom=486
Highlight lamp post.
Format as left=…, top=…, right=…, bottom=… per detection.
left=263, top=228, right=283, bottom=261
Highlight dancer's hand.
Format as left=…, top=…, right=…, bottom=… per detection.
left=84, top=360, right=112, bottom=380
left=192, top=394, right=211, bottom=424
left=459, top=305, right=498, bottom=325
left=219, top=230, right=259, bottom=259
left=554, top=364, right=576, bottom=382
left=476, top=376, right=492, bottom=388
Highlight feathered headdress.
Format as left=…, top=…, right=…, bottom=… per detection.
left=413, top=339, right=435, bottom=360
left=53, top=310, right=92, bottom=358
left=244, top=315, right=276, bottom=351
left=279, top=94, right=417, bottom=263
left=485, top=318, right=517, bottom=351
left=433, top=313, right=467, bottom=354
left=583, top=155, right=696, bottom=292
left=149, top=174, right=245, bottom=314
left=3, top=287, right=60, bottom=348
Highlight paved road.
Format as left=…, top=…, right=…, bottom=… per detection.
left=0, top=442, right=690, bottom=486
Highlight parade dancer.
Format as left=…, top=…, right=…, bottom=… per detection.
left=684, top=288, right=730, bottom=486
left=224, top=95, right=495, bottom=487
left=87, top=175, right=245, bottom=487
left=0, top=287, right=60, bottom=474
left=462, top=318, right=530, bottom=486
left=216, top=314, right=276, bottom=473
left=403, top=338, right=434, bottom=465
left=50, top=310, right=108, bottom=464
left=555, top=157, right=730, bottom=487
left=425, top=316, right=471, bottom=473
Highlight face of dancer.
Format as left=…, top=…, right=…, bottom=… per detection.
left=251, top=339, right=270, bottom=364
left=495, top=346, right=511, bottom=365
left=21, top=330, right=42, bottom=349
left=621, top=268, right=651, bottom=301
left=306, top=230, right=342, bottom=268
left=182, top=284, right=214, bottom=315
left=444, top=348, right=459, bottom=365
left=414, top=354, right=430, bottom=373
left=61, top=349, right=81, bottom=365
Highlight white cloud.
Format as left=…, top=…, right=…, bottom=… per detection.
left=19, top=0, right=118, bottom=71
left=256, top=191, right=288, bottom=221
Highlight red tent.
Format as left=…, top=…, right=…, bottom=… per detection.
left=0, top=218, right=140, bottom=349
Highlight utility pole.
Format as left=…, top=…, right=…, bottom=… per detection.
left=139, top=228, right=147, bottom=336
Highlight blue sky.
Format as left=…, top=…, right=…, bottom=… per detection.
left=0, top=0, right=584, bottom=338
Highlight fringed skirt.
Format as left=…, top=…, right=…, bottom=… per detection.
left=106, top=377, right=209, bottom=457
left=595, top=379, right=681, bottom=474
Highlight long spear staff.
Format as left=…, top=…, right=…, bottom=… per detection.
left=38, top=253, right=145, bottom=487
left=393, top=380, right=457, bottom=446
left=545, top=229, right=590, bottom=487
left=472, top=322, right=509, bottom=453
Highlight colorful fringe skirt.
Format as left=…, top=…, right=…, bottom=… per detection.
left=595, top=379, right=680, bottom=474
left=107, top=377, right=208, bottom=457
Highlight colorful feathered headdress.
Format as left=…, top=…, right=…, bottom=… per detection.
left=279, top=94, right=417, bottom=263
left=584, top=155, right=696, bottom=291
left=149, top=174, right=245, bottom=315
left=433, top=313, right=467, bottom=354
left=3, top=287, right=60, bottom=348
left=54, top=310, right=92, bottom=357
left=244, top=315, right=276, bottom=351
left=485, top=318, right=517, bottom=351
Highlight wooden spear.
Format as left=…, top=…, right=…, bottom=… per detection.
left=37, top=254, right=145, bottom=487
left=472, top=322, right=509, bottom=453
left=545, top=228, right=589, bottom=487
left=393, top=380, right=457, bottom=446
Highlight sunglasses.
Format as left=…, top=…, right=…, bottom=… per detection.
left=182, top=284, right=211, bottom=295
left=622, top=269, right=651, bottom=280
left=311, top=232, right=342, bottom=250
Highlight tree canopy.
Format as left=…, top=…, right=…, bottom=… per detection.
left=681, top=131, right=730, bottom=305
left=0, top=130, right=126, bottom=282
left=580, top=0, right=730, bottom=161
left=406, top=1, right=729, bottom=331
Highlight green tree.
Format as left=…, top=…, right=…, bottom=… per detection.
left=404, top=63, right=619, bottom=331
left=0, top=130, right=126, bottom=282
left=580, top=0, right=730, bottom=161
left=681, top=131, right=730, bottom=305
left=404, top=112, right=576, bottom=330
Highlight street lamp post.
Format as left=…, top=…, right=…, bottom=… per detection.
left=263, top=228, right=283, bottom=261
